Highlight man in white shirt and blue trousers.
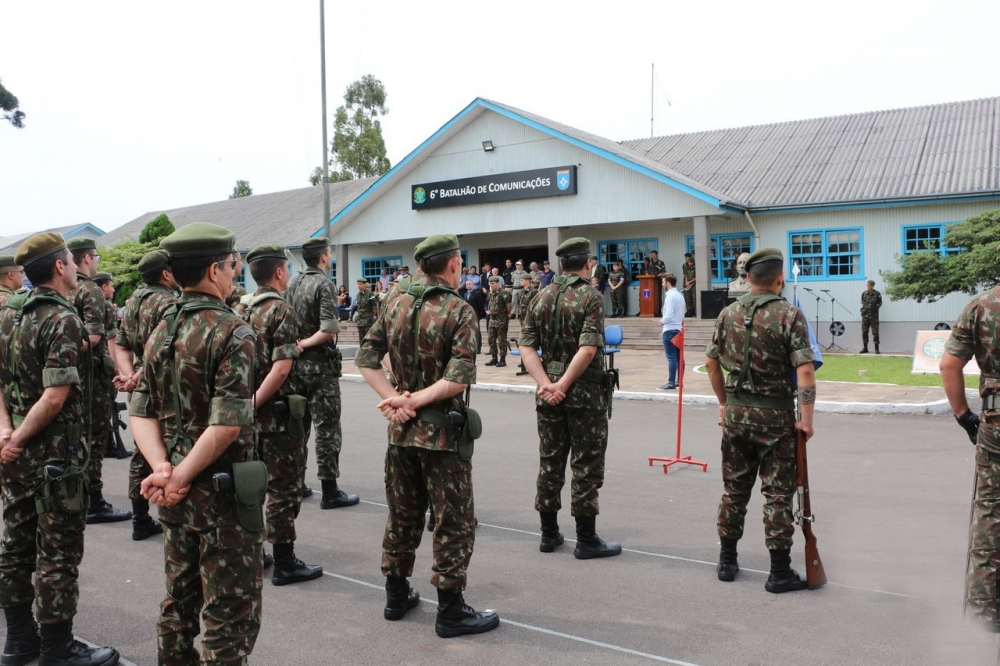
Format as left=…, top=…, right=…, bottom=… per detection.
left=659, top=274, right=686, bottom=390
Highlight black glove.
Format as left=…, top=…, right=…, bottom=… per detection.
left=957, top=409, right=980, bottom=445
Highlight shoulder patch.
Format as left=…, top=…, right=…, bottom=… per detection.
left=233, top=326, right=256, bottom=340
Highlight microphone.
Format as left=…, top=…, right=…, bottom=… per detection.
left=820, top=289, right=831, bottom=293
left=803, top=288, right=815, bottom=293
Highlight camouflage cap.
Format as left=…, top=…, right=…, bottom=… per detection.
left=160, top=222, right=237, bottom=259
left=745, top=247, right=783, bottom=269
left=94, top=272, right=114, bottom=284
left=0, top=255, right=18, bottom=268
left=488, top=275, right=502, bottom=283
left=302, top=237, right=329, bottom=249
left=555, top=237, right=591, bottom=258
left=137, top=249, right=170, bottom=274
left=66, top=237, right=97, bottom=252
left=15, top=232, right=68, bottom=267
left=414, top=234, right=460, bottom=260
left=867, top=279, right=876, bottom=286
left=246, top=243, right=287, bottom=263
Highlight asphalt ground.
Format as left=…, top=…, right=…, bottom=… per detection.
left=3, top=383, right=1000, bottom=665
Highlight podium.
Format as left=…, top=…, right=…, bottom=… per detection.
left=638, top=275, right=662, bottom=317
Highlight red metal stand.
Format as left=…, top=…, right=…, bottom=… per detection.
left=647, top=325, right=708, bottom=474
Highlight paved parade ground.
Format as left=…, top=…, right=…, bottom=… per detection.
left=4, top=382, right=1000, bottom=665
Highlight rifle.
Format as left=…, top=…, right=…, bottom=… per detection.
left=795, top=428, right=827, bottom=589
left=107, top=394, right=132, bottom=459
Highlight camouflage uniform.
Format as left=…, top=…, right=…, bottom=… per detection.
left=519, top=276, right=609, bottom=517
left=0, top=287, right=88, bottom=624
left=608, top=269, right=627, bottom=317
left=486, top=288, right=511, bottom=362
left=0, top=285, right=15, bottom=309
left=649, top=258, right=667, bottom=276
left=516, top=285, right=537, bottom=326
left=861, top=288, right=882, bottom=348
left=244, top=287, right=305, bottom=546
left=226, top=284, right=247, bottom=310
left=286, top=268, right=343, bottom=482
left=945, top=287, right=1000, bottom=621
left=354, top=286, right=379, bottom=344
left=115, top=284, right=178, bottom=500
left=682, top=261, right=697, bottom=316
left=355, top=274, right=479, bottom=593
left=129, top=292, right=263, bottom=664
left=705, top=293, right=815, bottom=550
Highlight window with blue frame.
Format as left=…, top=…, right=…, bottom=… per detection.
left=361, top=256, right=402, bottom=281
left=238, top=265, right=247, bottom=288
left=597, top=238, right=657, bottom=282
left=685, top=233, right=754, bottom=282
left=902, top=224, right=961, bottom=256
left=788, top=228, right=862, bottom=279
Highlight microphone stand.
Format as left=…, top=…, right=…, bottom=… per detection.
left=803, top=288, right=825, bottom=345
left=820, top=289, right=852, bottom=351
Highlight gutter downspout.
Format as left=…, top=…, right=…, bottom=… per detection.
left=743, top=210, right=760, bottom=247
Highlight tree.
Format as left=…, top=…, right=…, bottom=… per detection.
left=99, top=238, right=158, bottom=305
left=0, top=78, right=25, bottom=129
left=138, top=214, right=175, bottom=244
left=880, top=210, right=1000, bottom=303
left=310, top=74, right=391, bottom=185
left=230, top=180, right=253, bottom=199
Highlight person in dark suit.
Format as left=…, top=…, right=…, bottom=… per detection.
left=463, top=278, right=487, bottom=354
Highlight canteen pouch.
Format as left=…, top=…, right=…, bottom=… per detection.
left=231, top=460, right=268, bottom=533
left=37, top=467, right=87, bottom=515
left=286, top=394, right=307, bottom=439
left=457, top=407, right=482, bottom=462
left=327, top=345, right=343, bottom=378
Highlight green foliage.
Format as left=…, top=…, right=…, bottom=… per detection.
left=98, top=238, right=158, bottom=305
left=810, top=355, right=977, bottom=389
left=310, top=74, right=390, bottom=185
left=138, top=214, right=175, bottom=244
left=0, top=78, right=25, bottom=129
left=880, top=210, right=1000, bottom=303
left=229, top=179, right=253, bottom=199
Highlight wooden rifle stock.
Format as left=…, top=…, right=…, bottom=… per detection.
left=796, top=429, right=827, bottom=589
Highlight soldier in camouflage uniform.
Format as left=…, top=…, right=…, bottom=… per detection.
left=940, top=275, right=1000, bottom=630
left=66, top=237, right=132, bottom=525
left=113, top=249, right=177, bottom=541
left=285, top=237, right=359, bottom=509
left=485, top=276, right=511, bottom=367
left=244, top=244, right=323, bottom=587
left=0, top=233, right=120, bottom=666
left=608, top=260, right=628, bottom=318
left=129, top=223, right=264, bottom=664
left=648, top=250, right=667, bottom=277
left=357, top=234, right=499, bottom=638
left=518, top=237, right=622, bottom=560
left=515, top=274, right=535, bottom=326
left=353, top=277, right=379, bottom=343
left=226, top=281, right=247, bottom=310
left=704, top=247, right=817, bottom=593
left=860, top=279, right=882, bottom=354
left=682, top=253, right=697, bottom=317
left=0, top=255, right=25, bottom=308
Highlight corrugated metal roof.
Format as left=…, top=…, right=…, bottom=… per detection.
left=0, top=223, right=102, bottom=255
left=620, top=97, right=1000, bottom=208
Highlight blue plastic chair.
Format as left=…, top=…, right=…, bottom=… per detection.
left=603, top=325, right=623, bottom=369
left=508, top=337, right=541, bottom=376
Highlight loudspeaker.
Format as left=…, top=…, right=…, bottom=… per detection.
left=701, top=290, right=728, bottom=319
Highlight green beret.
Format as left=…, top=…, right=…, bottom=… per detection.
left=555, top=237, right=591, bottom=258
left=488, top=275, right=502, bottom=283
left=94, top=272, right=114, bottom=284
left=66, top=237, right=97, bottom=252
left=302, top=237, right=330, bottom=250
left=414, top=234, right=460, bottom=260
left=15, top=232, right=68, bottom=267
left=160, top=222, right=236, bottom=259
left=0, top=255, right=18, bottom=268
left=520, top=274, right=532, bottom=282
left=246, top=243, right=287, bottom=264
left=866, top=279, right=876, bottom=286
left=137, top=250, right=170, bottom=274
left=356, top=277, right=369, bottom=284
left=745, top=247, right=783, bottom=269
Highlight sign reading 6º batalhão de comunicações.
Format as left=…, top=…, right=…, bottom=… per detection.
left=411, top=166, right=577, bottom=210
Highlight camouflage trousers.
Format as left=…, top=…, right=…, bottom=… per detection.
left=683, top=287, right=696, bottom=315
left=965, top=442, right=1000, bottom=621
left=487, top=320, right=508, bottom=360
left=158, top=486, right=263, bottom=665
left=534, top=405, right=609, bottom=517
left=382, top=444, right=475, bottom=593
left=717, top=412, right=796, bottom=550
left=611, top=288, right=628, bottom=316
left=0, top=438, right=86, bottom=623
left=356, top=320, right=372, bottom=346
left=299, top=371, right=342, bottom=481
left=261, top=432, right=306, bottom=545
left=85, top=374, right=113, bottom=495
left=861, top=315, right=879, bottom=346
left=128, top=449, right=153, bottom=501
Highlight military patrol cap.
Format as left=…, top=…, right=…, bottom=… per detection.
left=137, top=249, right=170, bottom=274
left=66, top=237, right=97, bottom=252
left=94, top=272, right=114, bottom=284
left=302, top=237, right=330, bottom=250
left=356, top=277, right=369, bottom=284
left=866, top=279, right=876, bottom=286
left=745, top=247, right=783, bottom=269
left=160, top=222, right=237, bottom=259
left=15, top=232, right=68, bottom=267
left=414, top=234, right=460, bottom=260
left=555, top=237, right=591, bottom=258
left=246, top=243, right=287, bottom=264
left=0, top=255, right=18, bottom=268
left=488, top=275, right=502, bottom=283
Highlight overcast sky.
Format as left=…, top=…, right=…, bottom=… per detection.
left=2, top=0, right=998, bottom=237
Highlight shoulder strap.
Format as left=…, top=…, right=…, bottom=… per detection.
left=242, top=291, right=282, bottom=322
left=733, top=293, right=784, bottom=396
left=6, top=292, right=78, bottom=415
left=402, top=280, right=459, bottom=392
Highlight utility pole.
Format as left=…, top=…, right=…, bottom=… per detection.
left=650, top=63, right=654, bottom=138
left=320, top=0, right=331, bottom=265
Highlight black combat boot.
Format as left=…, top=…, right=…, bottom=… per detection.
left=495, top=358, right=506, bottom=368
left=434, top=589, right=500, bottom=638
left=320, top=479, right=360, bottom=509
left=485, top=357, right=498, bottom=367
left=384, top=576, right=421, bottom=621
left=263, top=551, right=273, bottom=569
left=764, top=548, right=808, bottom=594
left=301, top=485, right=313, bottom=499
left=38, top=621, right=118, bottom=666
left=2, top=603, right=40, bottom=666
left=539, top=511, right=564, bottom=553
left=130, top=499, right=162, bottom=541
left=717, top=537, right=739, bottom=582
left=860, top=346, right=869, bottom=354
left=426, top=507, right=436, bottom=533
left=572, top=516, right=622, bottom=560
left=875, top=344, right=880, bottom=354
left=86, top=493, right=131, bottom=525
left=271, top=542, right=323, bottom=586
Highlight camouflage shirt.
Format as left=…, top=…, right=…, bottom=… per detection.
left=115, top=285, right=178, bottom=367
left=487, top=288, right=511, bottom=323
left=946, top=287, right=1000, bottom=405
left=861, top=289, right=882, bottom=317
left=354, top=288, right=379, bottom=327
left=226, top=284, right=247, bottom=310
left=0, top=286, right=15, bottom=309
left=519, top=276, right=605, bottom=410
left=649, top=259, right=667, bottom=275
left=0, top=287, right=86, bottom=425
left=608, top=270, right=627, bottom=290
left=102, top=294, right=118, bottom=343
left=71, top=274, right=109, bottom=362
left=517, top=286, right=538, bottom=320
left=285, top=268, right=340, bottom=375
left=244, top=287, right=299, bottom=433
left=682, top=261, right=696, bottom=286
left=355, top=274, right=478, bottom=452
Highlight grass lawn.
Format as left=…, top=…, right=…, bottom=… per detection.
left=815, top=354, right=978, bottom=389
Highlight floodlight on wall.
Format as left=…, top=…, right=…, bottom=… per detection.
left=482, top=140, right=495, bottom=152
